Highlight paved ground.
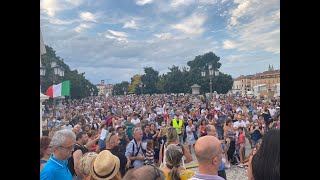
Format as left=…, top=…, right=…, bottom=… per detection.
left=185, top=137, right=251, bottom=180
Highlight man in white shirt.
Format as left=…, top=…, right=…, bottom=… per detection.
left=268, top=106, right=276, bottom=117
left=131, top=114, right=141, bottom=128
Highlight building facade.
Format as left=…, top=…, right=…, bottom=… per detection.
left=232, top=68, right=280, bottom=96
left=232, top=75, right=254, bottom=95
left=250, top=70, right=280, bottom=91
left=96, top=80, right=113, bottom=96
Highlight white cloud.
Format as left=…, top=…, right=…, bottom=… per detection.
left=102, top=30, right=129, bottom=43
left=171, top=13, right=206, bottom=35
left=170, top=0, right=194, bottom=8
left=229, top=12, right=280, bottom=54
left=224, top=0, right=279, bottom=54
left=80, top=12, right=97, bottom=22
left=136, top=0, right=153, bottom=6
left=154, top=33, right=173, bottom=40
left=40, top=0, right=61, bottom=17
left=199, top=0, right=219, bottom=5
left=223, top=40, right=236, bottom=49
left=107, top=30, right=128, bottom=37
left=65, top=0, right=83, bottom=6
left=123, top=20, right=138, bottom=29
left=49, top=18, right=74, bottom=25
left=74, top=24, right=92, bottom=33
left=40, top=0, right=84, bottom=17
left=229, top=0, right=252, bottom=26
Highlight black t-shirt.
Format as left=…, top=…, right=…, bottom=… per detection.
left=142, top=131, right=153, bottom=141
left=107, top=149, right=128, bottom=177
left=67, top=144, right=89, bottom=176
left=156, top=116, right=164, bottom=124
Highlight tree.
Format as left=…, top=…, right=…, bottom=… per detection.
left=128, top=74, right=141, bottom=94
left=140, top=67, right=159, bottom=94
left=186, top=51, right=232, bottom=94
left=41, top=45, right=96, bottom=99
left=165, top=66, right=186, bottom=93
left=156, top=74, right=168, bottom=94
left=113, top=81, right=130, bottom=95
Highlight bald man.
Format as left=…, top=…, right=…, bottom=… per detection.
left=189, top=136, right=225, bottom=180
left=206, top=125, right=227, bottom=180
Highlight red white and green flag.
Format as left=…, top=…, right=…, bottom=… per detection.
left=46, top=80, right=70, bottom=98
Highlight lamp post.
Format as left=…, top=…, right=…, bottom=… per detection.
left=201, top=63, right=219, bottom=100
left=122, top=87, right=127, bottom=96
left=41, top=61, right=64, bottom=117
left=139, top=83, right=146, bottom=95
left=90, top=88, right=94, bottom=97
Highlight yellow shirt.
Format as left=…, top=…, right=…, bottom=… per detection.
left=161, top=168, right=194, bottom=180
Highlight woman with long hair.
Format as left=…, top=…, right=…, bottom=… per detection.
left=40, top=136, right=53, bottom=171
left=159, top=127, right=192, bottom=168
left=248, top=129, right=280, bottom=180
left=160, top=144, right=194, bottom=180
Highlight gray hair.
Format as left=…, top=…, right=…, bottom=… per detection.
left=50, top=129, right=76, bottom=148
left=165, top=144, right=183, bottom=180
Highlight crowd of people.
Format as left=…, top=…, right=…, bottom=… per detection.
left=40, top=93, right=280, bottom=180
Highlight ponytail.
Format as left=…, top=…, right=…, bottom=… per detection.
left=169, top=164, right=181, bottom=180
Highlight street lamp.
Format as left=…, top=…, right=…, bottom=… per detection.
left=201, top=63, right=219, bottom=99
left=139, top=83, right=146, bottom=95
left=40, top=60, right=65, bottom=116
left=90, top=88, right=94, bottom=97
left=122, top=87, right=127, bottom=96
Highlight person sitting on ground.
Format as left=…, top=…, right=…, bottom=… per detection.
left=160, top=144, right=194, bottom=180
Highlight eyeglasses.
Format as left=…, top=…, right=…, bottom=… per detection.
left=151, top=165, right=160, bottom=180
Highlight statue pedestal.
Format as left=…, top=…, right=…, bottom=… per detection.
left=191, top=84, right=201, bottom=95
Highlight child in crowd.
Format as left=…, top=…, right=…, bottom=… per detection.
left=145, top=140, right=155, bottom=165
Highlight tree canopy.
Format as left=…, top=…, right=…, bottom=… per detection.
left=114, top=51, right=233, bottom=95
left=41, top=45, right=97, bottom=99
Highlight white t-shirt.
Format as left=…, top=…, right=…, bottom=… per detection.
left=233, top=120, right=247, bottom=129
left=131, top=118, right=141, bottom=126
left=236, top=107, right=243, bottom=112
left=269, top=108, right=276, bottom=117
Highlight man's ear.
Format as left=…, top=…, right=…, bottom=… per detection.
left=212, top=156, right=219, bottom=165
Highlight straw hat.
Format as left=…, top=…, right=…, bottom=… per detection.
left=90, top=150, right=120, bottom=180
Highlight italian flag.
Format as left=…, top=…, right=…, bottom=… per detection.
left=46, top=80, right=70, bottom=98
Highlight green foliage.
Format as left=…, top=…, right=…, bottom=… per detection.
left=112, top=81, right=130, bottom=95
left=41, top=45, right=97, bottom=99
left=128, top=74, right=141, bottom=94
left=140, top=67, right=159, bottom=94
left=128, top=51, right=233, bottom=94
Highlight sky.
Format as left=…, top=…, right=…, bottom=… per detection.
left=40, top=0, right=280, bottom=85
